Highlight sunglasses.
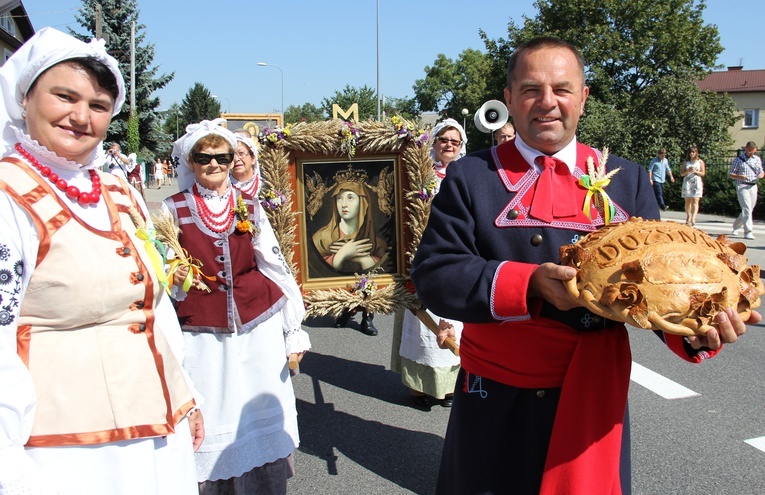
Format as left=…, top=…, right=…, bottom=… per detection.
left=192, top=153, right=234, bottom=165
left=436, top=136, right=462, bottom=147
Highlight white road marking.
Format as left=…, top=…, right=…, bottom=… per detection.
left=630, top=362, right=700, bottom=399
left=745, top=436, right=765, bottom=453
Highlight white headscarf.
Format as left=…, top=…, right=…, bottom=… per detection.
left=233, top=131, right=258, bottom=163
left=430, top=118, right=468, bottom=162
left=0, top=27, right=126, bottom=163
left=172, top=118, right=238, bottom=192
left=231, top=130, right=262, bottom=196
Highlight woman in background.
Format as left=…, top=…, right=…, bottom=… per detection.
left=163, top=157, right=172, bottom=186
left=391, top=118, right=466, bottom=409
left=230, top=129, right=261, bottom=197
left=154, top=156, right=164, bottom=188
left=681, top=145, right=705, bottom=226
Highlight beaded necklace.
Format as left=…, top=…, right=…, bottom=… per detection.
left=434, top=161, right=448, bottom=180
left=192, top=184, right=234, bottom=233
left=232, top=174, right=260, bottom=197
left=16, top=143, right=101, bottom=205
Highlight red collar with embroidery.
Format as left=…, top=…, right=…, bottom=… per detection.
left=491, top=142, right=627, bottom=230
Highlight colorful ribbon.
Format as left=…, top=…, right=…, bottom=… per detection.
left=135, top=227, right=170, bottom=292
left=166, top=249, right=215, bottom=293
left=579, top=174, right=616, bottom=225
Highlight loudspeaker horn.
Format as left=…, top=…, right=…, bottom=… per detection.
left=473, top=100, right=509, bottom=133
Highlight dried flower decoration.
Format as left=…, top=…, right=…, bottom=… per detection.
left=578, top=147, right=621, bottom=225
left=234, top=196, right=260, bottom=235
left=260, top=188, right=288, bottom=211
left=340, top=121, right=360, bottom=157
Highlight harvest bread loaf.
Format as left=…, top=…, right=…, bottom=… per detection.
left=560, top=217, right=764, bottom=336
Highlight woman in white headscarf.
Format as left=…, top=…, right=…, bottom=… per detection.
left=0, top=27, right=203, bottom=494
left=391, top=118, right=466, bottom=409
left=161, top=119, right=310, bottom=494
left=230, top=129, right=262, bottom=196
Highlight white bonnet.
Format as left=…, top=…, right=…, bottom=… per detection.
left=233, top=130, right=258, bottom=162
left=0, top=27, right=125, bottom=158
left=172, top=118, right=237, bottom=191
left=431, top=118, right=468, bottom=159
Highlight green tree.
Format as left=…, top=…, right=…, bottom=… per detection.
left=71, top=0, right=171, bottom=154
left=382, top=96, right=418, bottom=121
left=505, top=0, right=722, bottom=106
left=412, top=48, right=496, bottom=149
left=474, top=0, right=734, bottom=163
left=321, top=84, right=378, bottom=121
left=284, top=102, right=325, bottom=124
left=126, top=112, right=139, bottom=154
left=576, top=98, right=634, bottom=157
left=161, top=103, right=182, bottom=141
left=179, top=83, right=221, bottom=127
left=630, top=75, right=737, bottom=161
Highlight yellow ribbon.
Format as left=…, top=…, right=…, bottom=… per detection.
left=166, top=249, right=215, bottom=293
left=579, top=175, right=616, bottom=225
left=135, top=227, right=170, bottom=292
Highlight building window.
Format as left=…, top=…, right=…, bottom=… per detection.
left=0, top=14, right=14, bottom=36
left=743, top=109, right=759, bottom=129
left=3, top=48, right=11, bottom=65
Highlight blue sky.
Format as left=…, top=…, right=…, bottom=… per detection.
left=21, top=0, right=765, bottom=116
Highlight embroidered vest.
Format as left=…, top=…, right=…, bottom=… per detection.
left=167, top=189, right=285, bottom=333
left=0, top=158, right=195, bottom=447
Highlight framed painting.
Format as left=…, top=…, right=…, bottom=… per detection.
left=256, top=118, right=433, bottom=318
left=298, top=157, right=401, bottom=287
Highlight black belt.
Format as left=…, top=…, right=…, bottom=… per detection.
left=540, top=302, right=619, bottom=332
left=744, top=181, right=758, bottom=186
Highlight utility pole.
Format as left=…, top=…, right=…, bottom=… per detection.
left=94, top=3, right=102, bottom=39
left=130, top=21, right=135, bottom=116
left=376, top=0, right=380, bottom=121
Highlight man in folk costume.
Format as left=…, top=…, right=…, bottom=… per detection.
left=411, top=37, right=755, bottom=495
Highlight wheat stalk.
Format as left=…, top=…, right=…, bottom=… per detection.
left=152, top=211, right=211, bottom=292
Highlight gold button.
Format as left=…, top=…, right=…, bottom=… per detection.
left=531, top=234, right=543, bottom=246
left=536, top=390, right=546, bottom=398
left=507, top=209, right=519, bottom=220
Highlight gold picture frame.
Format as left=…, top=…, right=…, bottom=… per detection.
left=256, top=119, right=433, bottom=318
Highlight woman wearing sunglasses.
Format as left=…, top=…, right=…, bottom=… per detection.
left=161, top=119, right=310, bottom=494
left=392, top=118, right=466, bottom=409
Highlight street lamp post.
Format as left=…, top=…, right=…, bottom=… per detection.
left=212, top=95, right=230, bottom=114
left=461, top=108, right=469, bottom=132
left=257, top=62, right=284, bottom=121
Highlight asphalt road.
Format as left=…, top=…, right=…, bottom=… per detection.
left=143, top=184, right=765, bottom=494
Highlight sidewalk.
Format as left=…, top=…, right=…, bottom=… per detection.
left=141, top=180, right=179, bottom=212
left=660, top=208, right=765, bottom=270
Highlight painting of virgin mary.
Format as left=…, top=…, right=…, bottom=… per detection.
left=302, top=160, right=398, bottom=280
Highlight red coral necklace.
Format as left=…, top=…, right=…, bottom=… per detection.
left=16, top=143, right=101, bottom=205
left=434, top=161, right=447, bottom=180
left=233, top=175, right=260, bottom=197
left=192, top=184, right=234, bottom=233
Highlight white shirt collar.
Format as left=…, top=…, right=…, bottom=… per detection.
left=513, top=134, right=578, bottom=174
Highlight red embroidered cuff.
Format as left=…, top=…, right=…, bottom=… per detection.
left=663, top=333, right=722, bottom=363
left=491, top=261, right=538, bottom=319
